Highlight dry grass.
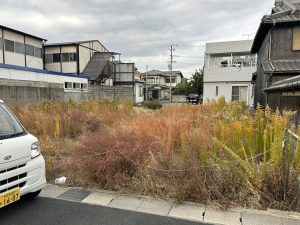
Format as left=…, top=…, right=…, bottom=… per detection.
left=12, top=98, right=300, bottom=210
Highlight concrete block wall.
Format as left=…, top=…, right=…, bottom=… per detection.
left=0, top=79, right=64, bottom=105
left=0, top=79, right=134, bottom=106
left=64, top=85, right=134, bottom=102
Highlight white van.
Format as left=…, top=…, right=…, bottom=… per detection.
left=0, top=100, right=46, bottom=208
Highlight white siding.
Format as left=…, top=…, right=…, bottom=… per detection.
left=62, top=46, right=77, bottom=73
left=45, top=46, right=78, bottom=73
left=134, top=82, right=144, bottom=104
left=0, top=67, right=88, bottom=92
left=203, top=82, right=253, bottom=106
left=26, top=55, right=43, bottom=69
left=204, top=67, right=256, bottom=82
left=91, top=41, right=107, bottom=52
left=3, top=30, right=26, bottom=67
left=79, top=44, right=91, bottom=73
left=1, top=29, right=43, bottom=69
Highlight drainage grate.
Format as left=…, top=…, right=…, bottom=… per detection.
left=57, top=188, right=91, bottom=202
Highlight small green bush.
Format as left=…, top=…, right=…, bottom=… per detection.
left=143, top=100, right=163, bottom=110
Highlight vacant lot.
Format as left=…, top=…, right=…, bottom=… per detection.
left=12, top=99, right=300, bottom=210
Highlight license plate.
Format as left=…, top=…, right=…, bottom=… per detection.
left=0, top=188, right=20, bottom=208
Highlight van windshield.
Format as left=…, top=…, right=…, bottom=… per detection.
left=0, top=103, right=25, bottom=140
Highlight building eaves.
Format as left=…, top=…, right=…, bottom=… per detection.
left=45, top=40, right=99, bottom=47
left=264, top=74, right=300, bottom=92
left=0, top=25, right=46, bottom=41
left=262, top=60, right=300, bottom=73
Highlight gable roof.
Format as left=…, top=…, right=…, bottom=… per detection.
left=45, top=40, right=99, bottom=47
left=141, top=69, right=183, bottom=78
left=0, top=25, right=46, bottom=41
left=251, top=0, right=300, bottom=53
left=45, top=40, right=109, bottom=52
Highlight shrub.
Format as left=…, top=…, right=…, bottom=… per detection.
left=143, top=100, right=163, bottom=110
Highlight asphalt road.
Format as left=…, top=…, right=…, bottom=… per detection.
left=0, top=197, right=209, bottom=225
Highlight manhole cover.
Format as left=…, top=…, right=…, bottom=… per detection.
left=57, top=188, right=91, bottom=202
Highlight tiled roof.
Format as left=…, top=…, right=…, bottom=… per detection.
left=263, top=0, right=300, bottom=23
left=252, top=0, right=300, bottom=53
left=264, top=74, right=300, bottom=92
left=262, top=60, right=300, bottom=73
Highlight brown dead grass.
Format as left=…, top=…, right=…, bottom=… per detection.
left=11, top=99, right=300, bottom=211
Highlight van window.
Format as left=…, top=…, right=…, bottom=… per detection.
left=0, top=103, right=25, bottom=140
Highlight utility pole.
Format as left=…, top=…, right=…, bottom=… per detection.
left=169, top=44, right=176, bottom=102
left=145, top=65, right=148, bottom=101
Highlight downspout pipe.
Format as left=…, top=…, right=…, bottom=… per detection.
left=2, top=28, right=5, bottom=64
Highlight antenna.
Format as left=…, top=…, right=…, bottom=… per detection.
left=242, top=33, right=254, bottom=40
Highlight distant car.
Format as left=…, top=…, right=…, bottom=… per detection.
left=186, top=94, right=202, bottom=104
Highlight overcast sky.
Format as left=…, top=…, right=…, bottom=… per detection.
left=0, top=0, right=275, bottom=78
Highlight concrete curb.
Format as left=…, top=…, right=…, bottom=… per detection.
left=40, top=184, right=300, bottom=225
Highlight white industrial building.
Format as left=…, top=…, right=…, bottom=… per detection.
left=203, top=40, right=257, bottom=106
left=0, top=25, right=44, bottom=69
left=44, top=40, right=113, bottom=85
left=0, top=25, right=88, bottom=92
left=0, top=24, right=140, bottom=104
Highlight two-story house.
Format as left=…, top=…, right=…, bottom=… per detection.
left=251, top=0, right=300, bottom=109
left=141, top=70, right=184, bottom=100
left=203, top=40, right=257, bottom=106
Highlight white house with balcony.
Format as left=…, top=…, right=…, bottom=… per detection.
left=203, top=40, right=257, bottom=107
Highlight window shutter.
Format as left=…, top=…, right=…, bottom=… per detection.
left=293, top=26, right=300, bottom=50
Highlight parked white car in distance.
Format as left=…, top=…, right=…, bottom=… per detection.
left=0, top=100, right=46, bottom=208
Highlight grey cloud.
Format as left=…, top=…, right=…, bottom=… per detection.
left=0, top=0, right=275, bottom=76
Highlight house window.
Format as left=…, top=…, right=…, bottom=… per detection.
left=15, top=42, right=25, bottom=54
left=53, top=53, right=61, bottom=63
left=293, top=26, right=300, bottom=51
left=73, top=83, right=80, bottom=89
left=216, top=86, right=219, bottom=96
left=5, top=39, right=14, bottom=52
left=25, top=44, right=34, bottom=56
left=34, top=47, right=42, bottom=58
left=81, top=83, right=87, bottom=90
left=70, top=53, right=77, bottom=61
left=45, top=54, right=53, bottom=63
left=139, top=86, right=143, bottom=97
left=62, top=53, right=70, bottom=62
left=64, top=82, right=73, bottom=89
left=232, top=86, right=248, bottom=102
left=165, top=78, right=176, bottom=83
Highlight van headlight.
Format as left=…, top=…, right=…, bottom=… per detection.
left=31, top=142, right=41, bottom=159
